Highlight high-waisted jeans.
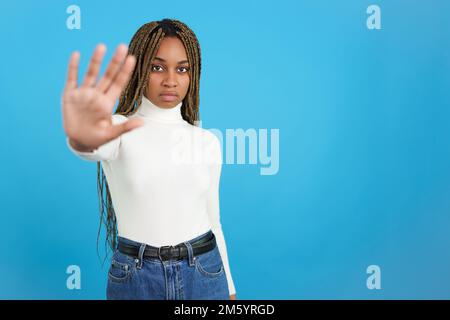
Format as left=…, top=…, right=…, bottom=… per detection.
left=106, top=229, right=230, bottom=300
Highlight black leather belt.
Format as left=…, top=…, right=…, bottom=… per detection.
left=118, top=231, right=216, bottom=261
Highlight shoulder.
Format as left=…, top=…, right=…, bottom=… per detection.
left=198, top=126, right=222, bottom=163
left=186, top=124, right=221, bottom=146
left=182, top=123, right=223, bottom=164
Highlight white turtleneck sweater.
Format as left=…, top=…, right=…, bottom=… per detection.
left=66, top=96, right=235, bottom=295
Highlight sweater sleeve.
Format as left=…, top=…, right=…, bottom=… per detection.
left=206, top=133, right=236, bottom=296
left=66, top=114, right=128, bottom=162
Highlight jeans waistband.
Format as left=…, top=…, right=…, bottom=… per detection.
left=117, top=229, right=213, bottom=249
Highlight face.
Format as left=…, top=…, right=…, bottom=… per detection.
left=145, top=36, right=190, bottom=109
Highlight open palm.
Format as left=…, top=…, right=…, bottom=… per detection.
left=62, top=43, right=144, bottom=152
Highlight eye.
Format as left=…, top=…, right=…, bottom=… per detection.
left=151, top=65, right=163, bottom=72
left=178, top=66, right=190, bottom=73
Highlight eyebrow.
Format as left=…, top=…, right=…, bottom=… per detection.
left=153, top=57, right=189, bottom=64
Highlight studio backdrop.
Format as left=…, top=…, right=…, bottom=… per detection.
left=0, top=0, right=449, bottom=299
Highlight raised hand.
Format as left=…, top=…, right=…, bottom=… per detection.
left=62, top=43, right=144, bottom=152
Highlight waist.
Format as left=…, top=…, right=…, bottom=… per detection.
left=117, top=229, right=216, bottom=262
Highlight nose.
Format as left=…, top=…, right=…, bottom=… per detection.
left=162, top=70, right=177, bottom=87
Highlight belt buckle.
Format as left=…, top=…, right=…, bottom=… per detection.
left=158, top=245, right=177, bottom=261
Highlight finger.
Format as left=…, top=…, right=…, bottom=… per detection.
left=105, top=54, right=136, bottom=101
left=81, top=44, right=107, bottom=88
left=97, top=44, right=128, bottom=93
left=107, top=118, right=144, bottom=140
left=64, top=51, right=80, bottom=92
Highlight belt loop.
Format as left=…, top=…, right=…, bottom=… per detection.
left=137, top=243, right=146, bottom=270
left=182, top=241, right=195, bottom=267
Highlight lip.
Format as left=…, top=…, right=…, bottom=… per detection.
left=159, top=92, right=178, bottom=96
left=159, top=92, right=178, bottom=102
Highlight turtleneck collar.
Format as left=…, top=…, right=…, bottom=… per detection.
left=137, top=95, right=183, bottom=122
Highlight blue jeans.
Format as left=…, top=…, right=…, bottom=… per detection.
left=106, top=229, right=230, bottom=300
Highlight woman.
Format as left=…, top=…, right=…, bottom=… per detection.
left=62, top=19, right=236, bottom=300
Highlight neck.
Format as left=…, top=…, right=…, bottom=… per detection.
left=137, top=95, right=183, bottom=122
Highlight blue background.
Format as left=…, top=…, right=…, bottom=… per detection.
left=0, top=0, right=449, bottom=299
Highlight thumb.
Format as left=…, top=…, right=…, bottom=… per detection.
left=109, top=118, right=145, bottom=139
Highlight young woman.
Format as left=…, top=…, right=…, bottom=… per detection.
left=62, top=19, right=236, bottom=300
